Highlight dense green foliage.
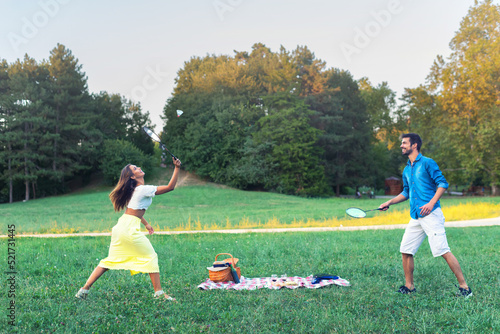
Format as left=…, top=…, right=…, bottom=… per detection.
left=0, top=45, right=155, bottom=203
left=164, top=0, right=500, bottom=196
left=164, top=45, right=383, bottom=196
left=161, top=3, right=500, bottom=197
left=397, top=0, right=500, bottom=194
left=3, top=227, right=498, bottom=333
left=99, top=139, right=152, bottom=185
left=1, top=1, right=499, bottom=202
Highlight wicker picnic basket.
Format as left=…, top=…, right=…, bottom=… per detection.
left=208, top=253, right=241, bottom=283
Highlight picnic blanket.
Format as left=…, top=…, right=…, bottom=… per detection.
left=197, top=275, right=350, bottom=290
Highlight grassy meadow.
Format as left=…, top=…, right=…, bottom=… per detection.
left=1, top=181, right=499, bottom=235
left=1, top=227, right=499, bottom=333
left=1, top=177, right=499, bottom=332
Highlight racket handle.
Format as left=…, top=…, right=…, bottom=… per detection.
left=361, top=208, right=385, bottom=214
left=171, top=154, right=181, bottom=165
left=162, top=147, right=181, bottom=165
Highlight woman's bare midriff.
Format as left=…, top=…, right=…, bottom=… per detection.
left=125, top=208, right=146, bottom=219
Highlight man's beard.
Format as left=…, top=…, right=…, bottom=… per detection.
left=402, top=148, right=413, bottom=156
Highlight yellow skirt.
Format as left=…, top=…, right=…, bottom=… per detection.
left=99, top=214, right=159, bottom=275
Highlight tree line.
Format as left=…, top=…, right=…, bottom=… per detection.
left=1, top=1, right=498, bottom=202
left=0, top=44, right=155, bottom=203
left=162, top=0, right=499, bottom=196
left=162, top=44, right=398, bottom=196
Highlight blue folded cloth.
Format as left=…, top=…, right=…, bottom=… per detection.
left=312, top=275, right=339, bottom=284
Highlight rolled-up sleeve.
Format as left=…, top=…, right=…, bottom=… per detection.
left=399, top=167, right=410, bottom=199
left=427, top=159, right=448, bottom=189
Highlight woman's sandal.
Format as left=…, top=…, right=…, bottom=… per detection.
left=153, top=290, right=176, bottom=301
left=75, top=288, right=89, bottom=299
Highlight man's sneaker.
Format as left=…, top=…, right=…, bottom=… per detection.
left=458, top=286, right=472, bottom=298
left=397, top=285, right=416, bottom=294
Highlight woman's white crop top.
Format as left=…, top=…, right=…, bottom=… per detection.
left=127, top=185, right=158, bottom=210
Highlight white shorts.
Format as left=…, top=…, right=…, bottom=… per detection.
left=400, top=207, right=450, bottom=257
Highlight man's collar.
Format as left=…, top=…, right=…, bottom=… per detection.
left=407, top=153, right=422, bottom=165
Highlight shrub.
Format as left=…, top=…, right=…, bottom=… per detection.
left=99, top=139, right=152, bottom=184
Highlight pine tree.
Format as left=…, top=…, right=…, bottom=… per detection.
left=0, top=59, right=16, bottom=202
left=3, top=56, right=50, bottom=201
left=44, top=43, right=90, bottom=187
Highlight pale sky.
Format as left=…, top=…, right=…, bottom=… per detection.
left=1, top=0, right=480, bottom=130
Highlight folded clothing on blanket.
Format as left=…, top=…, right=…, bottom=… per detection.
left=312, top=274, right=339, bottom=284
left=198, top=275, right=350, bottom=290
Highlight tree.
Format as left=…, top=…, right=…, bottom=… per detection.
left=163, top=43, right=392, bottom=196
left=89, top=92, right=125, bottom=139
left=309, top=69, right=373, bottom=196
left=0, top=46, right=155, bottom=201
left=122, top=101, right=155, bottom=156
left=0, top=59, right=15, bottom=202
left=164, top=93, right=262, bottom=183
left=3, top=56, right=50, bottom=201
left=174, top=54, right=258, bottom=97
left=358, top=78, right=398, bottom=146
left=395, top=87, right=461, bottom=183
left=100, top=139, right=152, bottom=184
left=90, top=92, right=154, bottom=153
left=44, top=43, right=91, bottom=186
left=246, top=43, right=299, bottom=95
left=254, top=93, right=329, bottom=196
left=292, top=45, right=327, bottom=96
left=427, top=0, right=500, bottom=194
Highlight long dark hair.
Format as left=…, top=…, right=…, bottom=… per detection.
left=109, top=164, right=137, bottom=212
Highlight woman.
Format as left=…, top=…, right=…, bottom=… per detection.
left=75, top=157, right=182, bottom=301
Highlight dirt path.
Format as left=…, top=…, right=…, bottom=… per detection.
left=3, top=217, right=499, bottom=238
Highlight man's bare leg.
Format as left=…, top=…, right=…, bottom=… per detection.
left=402, top=253, right=415, bottom=290
left=441, top=252, right=468, bottom=289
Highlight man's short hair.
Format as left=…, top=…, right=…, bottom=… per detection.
left=402, top=133, right=422, bottom=152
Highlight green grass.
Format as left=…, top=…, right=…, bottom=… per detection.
left=2, top=227, right=498, bottom=333
left=1, top=184, right=499, bottom=234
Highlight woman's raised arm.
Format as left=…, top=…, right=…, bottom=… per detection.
left=155, top=158, right=182, bottom=195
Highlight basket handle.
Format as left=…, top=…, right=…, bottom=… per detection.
left=215, top=253, right=235, bottom=266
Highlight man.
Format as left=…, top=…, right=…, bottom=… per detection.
left=379, top=133, right=472, bottom=297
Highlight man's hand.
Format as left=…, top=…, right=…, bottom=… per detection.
left=379, top=201, right=391, bottom=211
left=419, top=203, right=434, bottom=216
left=379, top=194, right=407, bottom=211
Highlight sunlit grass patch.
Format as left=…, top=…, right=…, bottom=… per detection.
left=161, top=202, right=500, bottom=232
left=38, top=220, right=81, bottom=234
left=443, top=202, right=500, bottom=221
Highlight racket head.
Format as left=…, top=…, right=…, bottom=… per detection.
left=346, top=207, right=367, bottom=218
left=143, top=126, right=161, bottom=143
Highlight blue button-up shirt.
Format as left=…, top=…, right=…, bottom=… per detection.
left=400, top=153, right=449, bottom=219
